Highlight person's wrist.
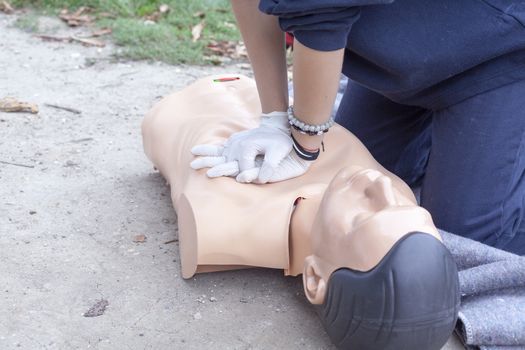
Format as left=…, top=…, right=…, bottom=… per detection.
left=291, top=128, right=324, bottom=151
left=290, top=131, right=321, bottom=161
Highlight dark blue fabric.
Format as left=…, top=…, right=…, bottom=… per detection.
left=259, top=0, right=525, bottom=108
left=259, top=0, right=394, bottom=51
left=261, top=0, right=525, bottom=253
left=336, top=79, right=525, bottom=255
left=343, top=0, right=525, bottom=108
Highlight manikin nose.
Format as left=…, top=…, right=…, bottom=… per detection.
left=365, top=176, right=398, bottom=209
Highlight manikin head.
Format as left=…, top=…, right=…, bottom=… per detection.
left=303, top=166, right=460, bottom=350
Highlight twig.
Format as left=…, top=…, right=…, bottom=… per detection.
left=45, top=103, right=82, bottom=115
left=164, top=239, right=179, bottom=244
left=71, top=36, right=105, bottom=48
left=76, top=28, right=112, bottom=38
left=99, top=82, right=123, bottom=89
left=119, top=71, right=139, bottom=78
left=36, top=34, right=105, bottom=47
left=36, top=34, right=71, bottom=43
left=55, top=137, right=94, bottom=145
left=70, top=137, right=94, bottom=143
left=0, top=160, right=34, bottom=168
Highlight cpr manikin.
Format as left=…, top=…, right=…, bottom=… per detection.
left=142, top=75, right=460, bottom=350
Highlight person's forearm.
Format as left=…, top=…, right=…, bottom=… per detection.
left=231, top=0, right=288, bottom=113
left=292, top=41, right=345, bottom=150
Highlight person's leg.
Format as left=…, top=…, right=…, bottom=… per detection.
left=421, top=80, right=525, bottom=255
left=336, top=80, right=432, bottom=186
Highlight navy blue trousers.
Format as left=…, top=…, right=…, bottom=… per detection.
left=336, top=79, right=525, bottom=255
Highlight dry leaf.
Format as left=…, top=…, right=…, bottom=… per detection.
left=234, top=42, right=248, bottom=59
left=159, top=4, right=170, bottom=13
left=0, top=1, right=14, bottom=14
left=145, top=4, right=170, bottom=22
left=97, top=12, right=116, bottom=19
left=191, top=21, right=205, bottom=42
left=59, top=7, right=94, bottom=27
left=83, top=299, right=109, bottom=317
left=204, top=55, right=230, bottom=66
left=193, top=11, right=205, bottom=18
left=206, top=40, right=247, bottom=60
left=73, top=6, right=91, bottom=16
left=145, top=12, right=161, bottom=21
left=71, top=36, right=105, bottom=47
left=204, top=40, right=248, bottom=65
left=237, top=63, right=251, bottom=70
left=0, top=97, right=38, bottom=114
left=132, top=234, right=147, bottom=243
left=90, top=27, right=112, bottom=37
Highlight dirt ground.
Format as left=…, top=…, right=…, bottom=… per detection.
left=0, top=12, right=463, bottom=350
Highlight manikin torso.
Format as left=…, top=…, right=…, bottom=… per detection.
left=142, top=75, right=440, bottom=279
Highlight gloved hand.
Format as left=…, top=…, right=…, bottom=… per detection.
left=235, top=151, right=311, bottom=183
left=190, top=111, right=309, bottom=183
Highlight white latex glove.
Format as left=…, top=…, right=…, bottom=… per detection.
left=235, top=151, right=311, bottom=183
left=191, top=111, right=302, bottom=183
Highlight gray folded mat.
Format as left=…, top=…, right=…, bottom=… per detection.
left=440, top=230, right=525, bottom=350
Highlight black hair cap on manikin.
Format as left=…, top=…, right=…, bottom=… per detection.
left=318, top=232, right=460, bottom=350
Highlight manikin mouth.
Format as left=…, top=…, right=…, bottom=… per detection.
left=352, top=211, right=374, bottom=228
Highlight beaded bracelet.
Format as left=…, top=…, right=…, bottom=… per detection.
left=291, top=133, right=320, bottom=161
left=287, top=106, right=335, bottom=136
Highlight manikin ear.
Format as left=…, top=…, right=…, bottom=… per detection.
left=303, top=255, right=327, bottom=305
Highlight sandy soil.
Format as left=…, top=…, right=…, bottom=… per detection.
left=0, top=12, right=463, bottom=350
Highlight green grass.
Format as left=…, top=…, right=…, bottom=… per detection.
left=11, top=0, right=241, bottom=64
left=13, top=12, right=40, bottom=32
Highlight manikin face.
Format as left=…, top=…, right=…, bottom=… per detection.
left=303, top=166, right=439, bottom=304
left=318, top=167, right=415, bottom=232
